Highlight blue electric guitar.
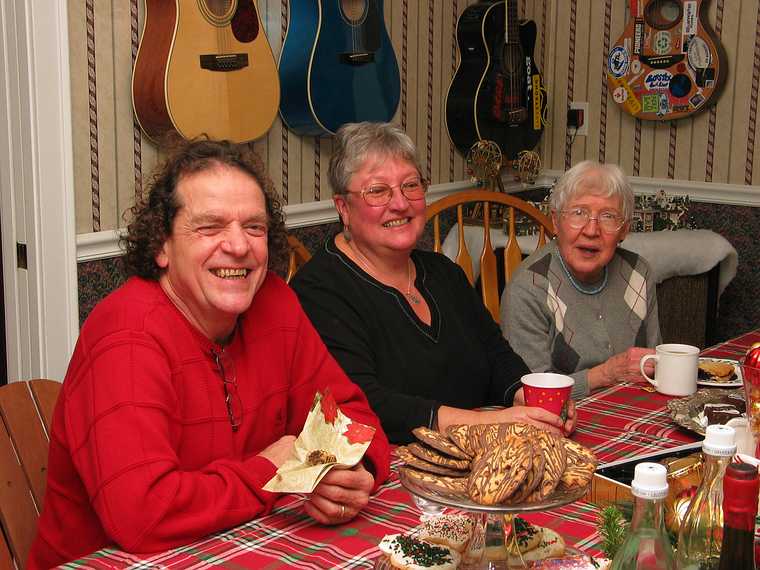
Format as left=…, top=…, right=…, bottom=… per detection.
left=278, top=0, right=401, bottom=136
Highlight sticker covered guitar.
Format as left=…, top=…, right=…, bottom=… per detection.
left=607, top=0, right=727, bottom=121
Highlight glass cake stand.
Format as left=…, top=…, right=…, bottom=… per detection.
left=398, top=469, right=588, bottom=569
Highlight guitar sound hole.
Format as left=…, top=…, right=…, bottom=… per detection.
left=341, top=0, right=367, bottom=24
left=200, top=0, right=235, bottom=23
left=645, top=0, right=682, bottom=30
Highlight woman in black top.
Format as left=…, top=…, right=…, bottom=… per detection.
left=291, top=122, right=575, bottom=443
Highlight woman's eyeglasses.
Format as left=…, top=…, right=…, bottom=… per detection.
left=211, top=349, right=242, bottom=432
left=560, top=207, right=626, bottom=233
left=346, top=178, right=429, bottom=207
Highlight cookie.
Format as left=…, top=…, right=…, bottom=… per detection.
left=524, top=431, right=566, bottom=502
left=408, top=442, right=471, bottom=471
left=467, top=435, right=533, bottom=505
left=559, top=463, right=596, bottom=490
left=476, top=423, right=504, bottom=449
left=417, top=514, right=475, bottom=553
left=503, top=422, right=540, bottom=438
left=413, top=426, right=471, bottom=460
left=401, top=466, right=468, bottom=498
left=378, top=533, right=461, bottom=570
left=505, top=516, right=543, bottom=555
left=508, top=439, right=546, bottom=503
left=446, top=424, right=476, bottom=457
left=395, top=446, right=469, bottom=477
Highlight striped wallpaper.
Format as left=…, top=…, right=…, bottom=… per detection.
left=67, top=0, right=760, bottom=235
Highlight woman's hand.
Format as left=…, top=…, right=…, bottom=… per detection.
left=303, top=464, right=374, bottom=525
left=511, top=388, right=576, bottom=435
left=589, top=347, right=656, bottom=391
left=478, top=405, right=569, bottom=437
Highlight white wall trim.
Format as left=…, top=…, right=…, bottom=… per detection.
left=75, top=174, right=759, bottom=263
left=1, top=0, right=78, bottom=381
left=75, top=179, right=474, bottom=262
left=540, top=170, right=760, bottom=207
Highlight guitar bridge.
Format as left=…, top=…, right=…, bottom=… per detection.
left=340, top=52, right=375, bottom=65
left=199, top=54, right=249, bottom=72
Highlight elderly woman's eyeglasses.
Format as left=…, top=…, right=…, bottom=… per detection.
left=211, top=348, right=242, bottom=432
left=560, top=207, right=626, bottom=233
left=346, top=178, right=429, bottom=207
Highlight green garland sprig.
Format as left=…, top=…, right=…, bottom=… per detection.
left=598, top=505, right=628, bottom=559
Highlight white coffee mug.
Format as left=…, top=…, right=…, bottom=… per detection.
left=639, top=343, right=699, bottom=396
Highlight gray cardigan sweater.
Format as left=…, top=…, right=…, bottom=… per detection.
left=501, top=240, right=662, bottom=398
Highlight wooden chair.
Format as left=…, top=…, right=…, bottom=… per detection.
left=0, top=379, right=61, bottom=569
left=426, top=189, right=555, bottom=323
left=286, top=235, right=312, bottom=283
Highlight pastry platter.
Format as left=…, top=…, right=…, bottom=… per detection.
left=667, top=387, right=745, bottom=436
left=697, top=357, right=743, bottom=388
left=398, top=467, right=589, bottom=514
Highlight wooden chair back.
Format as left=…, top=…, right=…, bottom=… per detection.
left=286, top=235, right=312, bottom=283
left=0, top=379, right=61, bottom=569
left=426, top=189, right=555, bottom=322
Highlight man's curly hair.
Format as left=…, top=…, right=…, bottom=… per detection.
left=121, top=138, right=287, bottom=280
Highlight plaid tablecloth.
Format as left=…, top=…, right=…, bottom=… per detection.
left=63, top=330, right=760, bottom=568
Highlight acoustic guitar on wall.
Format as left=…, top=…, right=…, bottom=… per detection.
left=132, top=0, right=280, bottom=143
left=445, top=0, right=546, bottom=161
left=278, top=0, right=400, bottom=136
left=607, top=0, right=727, bottom=121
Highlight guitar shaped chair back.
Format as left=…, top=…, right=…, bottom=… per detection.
left=426, top=190, right=554, bottom=323
left=285, top=235, right=312, bottom=284
left=0, top=379, right=61, bottom=569
left=607, top=0, right=727, bottom=120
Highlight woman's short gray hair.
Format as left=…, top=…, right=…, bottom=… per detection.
left=550, top=160, right=634, bottom=220
left=329, top=122, right=422, bottom=195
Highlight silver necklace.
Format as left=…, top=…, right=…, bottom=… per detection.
left=349, top=244, right=421, bottom=305
left=405, top=259, right=422, bottom=305
left=557, top=252, right=608, bottom=295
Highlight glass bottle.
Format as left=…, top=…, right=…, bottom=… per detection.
left=718, top=462, right=759, bottom=570
left=677, top=424, right=737, bottom=570
left=611, top=462, right=676, bottom=570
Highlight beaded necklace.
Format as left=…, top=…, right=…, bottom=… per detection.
left=557, top=251, right=608, bottom=295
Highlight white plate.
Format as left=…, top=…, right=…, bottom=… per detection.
left=697, top=357, right=743, bottom=388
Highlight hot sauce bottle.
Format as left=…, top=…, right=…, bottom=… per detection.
left=717, top=462, right=759, bottom=570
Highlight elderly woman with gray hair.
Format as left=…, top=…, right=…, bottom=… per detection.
left=502, top=160, right=661, bottom=399
left=291, top=122, right=576, bottom=444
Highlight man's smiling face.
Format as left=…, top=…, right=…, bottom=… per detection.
left=156, top=164, right=269, bottom=341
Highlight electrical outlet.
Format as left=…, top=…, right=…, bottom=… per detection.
left=569, top=101, right=589, bottom=136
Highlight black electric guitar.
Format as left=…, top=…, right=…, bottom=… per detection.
left=607, top=0, right=727, bottom=121
left=445, top=0, right=546, bottom=161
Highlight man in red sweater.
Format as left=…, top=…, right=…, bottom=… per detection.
left=28, top=139, right=391, bottom=569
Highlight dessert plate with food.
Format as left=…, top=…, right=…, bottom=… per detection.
left=373, top=514, right=610, bottom=569
left=667, top=388, right=746, bottom=435
left=396, top=423, right=597, bottom=513
left=697, top=358, right=743, bottom=388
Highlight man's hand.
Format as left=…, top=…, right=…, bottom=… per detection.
left=303, top=463, right=374, bottom=525
left=256, top=435, right=296, bottom=467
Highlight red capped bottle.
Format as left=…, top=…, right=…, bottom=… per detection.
left=717, top=462, right=759, bottom=570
